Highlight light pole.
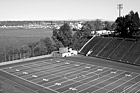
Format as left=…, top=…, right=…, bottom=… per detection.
left=117, top=4, right=123, bottom=17
left=4, top=47, right=7, bottom=62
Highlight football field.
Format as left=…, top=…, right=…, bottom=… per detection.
left=0, top=56, right=140, bottom=93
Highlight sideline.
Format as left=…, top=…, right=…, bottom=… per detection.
left=0, top=54, right=52, bottom=66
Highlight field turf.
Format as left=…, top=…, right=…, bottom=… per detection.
left=0, top=56, right=140, bottom=93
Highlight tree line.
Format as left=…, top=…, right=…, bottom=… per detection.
left=0, top=22, right=94, bottom=62
left=114, top=10, right=140, bottom=38
left=0, top=10, right=140, bottom=62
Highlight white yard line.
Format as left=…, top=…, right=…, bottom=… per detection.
left=63, top=65, right=103, bottom=80
left=49, top=67, right=112, bottom=90
left=121, top=80, right=140, bottom=93
left=1, top=59, right=51, bottom=70
left=2, top=58, right=140, bottom=93
left=92, top=73, right=140, bottom=93
left=22, top=61, right=77, bottom=73
left=77, top=70, right=125, bottom=93
left=34, top=66, right=86, bottom=81
left=40, top=65, right=94, bottom=83
left=36, top=65, right=89, bottom=83
left=23, top=63, right=79, bottom=80
left=0, top=69, right=60, bottom=93
left=15, top=64, right=62, bottom=76
left=63, top=59, right=140, bottom=74
left=128, top=85, right=140, bottom=93
left=135, top=87, right=140, bottom=93
left=74, top=69, right=121, bottom=89
left=62, top=69, right=120, bottom=93
left=2, top=58, right=64, bottom=71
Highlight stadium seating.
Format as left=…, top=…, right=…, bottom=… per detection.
left=133, top=41, right=140, bottom=65
left=122, top=41, right=140, bottom=64
left=109, top=39, right=135, bottom=61
left=135, top=56, right=140, bottom=65
left=98, top=38, right=123, bottom=58
left=89, top=37, right=112, bottom=56
left=79, top=36, right=102, bottom=55
left=79, top=36, right=140, bottom=66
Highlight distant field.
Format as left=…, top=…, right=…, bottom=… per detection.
left=0, top=28, right=53, bottom=55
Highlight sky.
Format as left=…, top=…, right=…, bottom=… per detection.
left=0, top=0, right=140, bottom=21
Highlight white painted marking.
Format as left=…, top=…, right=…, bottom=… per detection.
left=43, top=78, right=49, bottom=81
left=74, top=64, right=80, bottom=66
left=123, top=85, right=132, bottom=93
left=85, top=66, right=91, bottom=68
left=135, top=88, right=140, bottom=93
left=65, top=62, right=70, bottom=64
left=97, top=69, right=103, bottom=71
left=1, top=68, right=59, bottom=93
left=111, top=71, right=116, bottom=74
left=50, top=59, right=53, bottom=61
left=55, top=83, right=61, bottom=86
left=56, top=60, right=60, bottom=62
left=125, top=74, right=132, bottom=77
left=9, top=67, right=13, bottom=69
left=121, top=80, right=140, bottom=93
left=69, top=87, right=77, bottom=90
left=23, top=72, right=28, bottom=74
left=77, top=70, right=124, bottom=93
left=32, top=75, right=38, bottom=78
left=53, top=68, right=111, bottom=92
left=15, top=69, right=20, bottom=72
left=92, top=73, right=140, bottom=93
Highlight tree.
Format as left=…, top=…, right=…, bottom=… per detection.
left=72, top=22, right=92, bottom=50
left=111, top=22, right=117, bottom=31
left=115, top=16, right=127, bottom=37
left=19, top=45, right=31, bottom=58
left=58, top=23, right=73, bottom=47
left=52, top=23, right=73, bottom=47
left=52, top=36, right=64, bottom=50
left=41, top=37, right=54, bottom=54
left=7, top=47, right=20, bottom=60
left=72, top=31, right=89, bottom=50
left=34, top=41, right=47, bottom=56
left=28, top=42, right=37, bottom=57
left=104, top=21, right=112, bottom=30
left=128, top=11, right=140, bottom=36
left=115, top=10, right=140, bottom=37
left=94, top=19, right=104, bottom=31
left=81, top=22, right=92, bottom=38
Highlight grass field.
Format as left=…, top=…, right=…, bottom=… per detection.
left=0, top=28, right=53, bottom=55
left=0, top=57, right=140, bottom=93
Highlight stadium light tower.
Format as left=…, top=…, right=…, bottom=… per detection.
left=117, top=4, right=123, bottom=17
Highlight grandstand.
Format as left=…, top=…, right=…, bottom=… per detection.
left=109, top=39, right=135, bottom=61
left=88, top=37, right=112, bottom=56
left=79, top=36, right=102, bottom=55
left=80, top=36, right=140, bottom=66
left=122, top=40, right=140, bottom=64
left=98, top=37, right=123, bottom=58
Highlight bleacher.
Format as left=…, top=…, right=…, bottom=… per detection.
left=135, top=56, right=140, bottom=65
left=98, top=38, right=123, bottom=58
left=89, top=37, right=112, bottom=56
left=109, top=39, right=135, bottom=61
left=79, top=36, right=102, bottom=55
left=122, top=41, right=140, bottom=64
left=79, top=36, right=140, bottom=66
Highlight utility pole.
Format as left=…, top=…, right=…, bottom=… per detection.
left=117, top=4, right=123, bottom=17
